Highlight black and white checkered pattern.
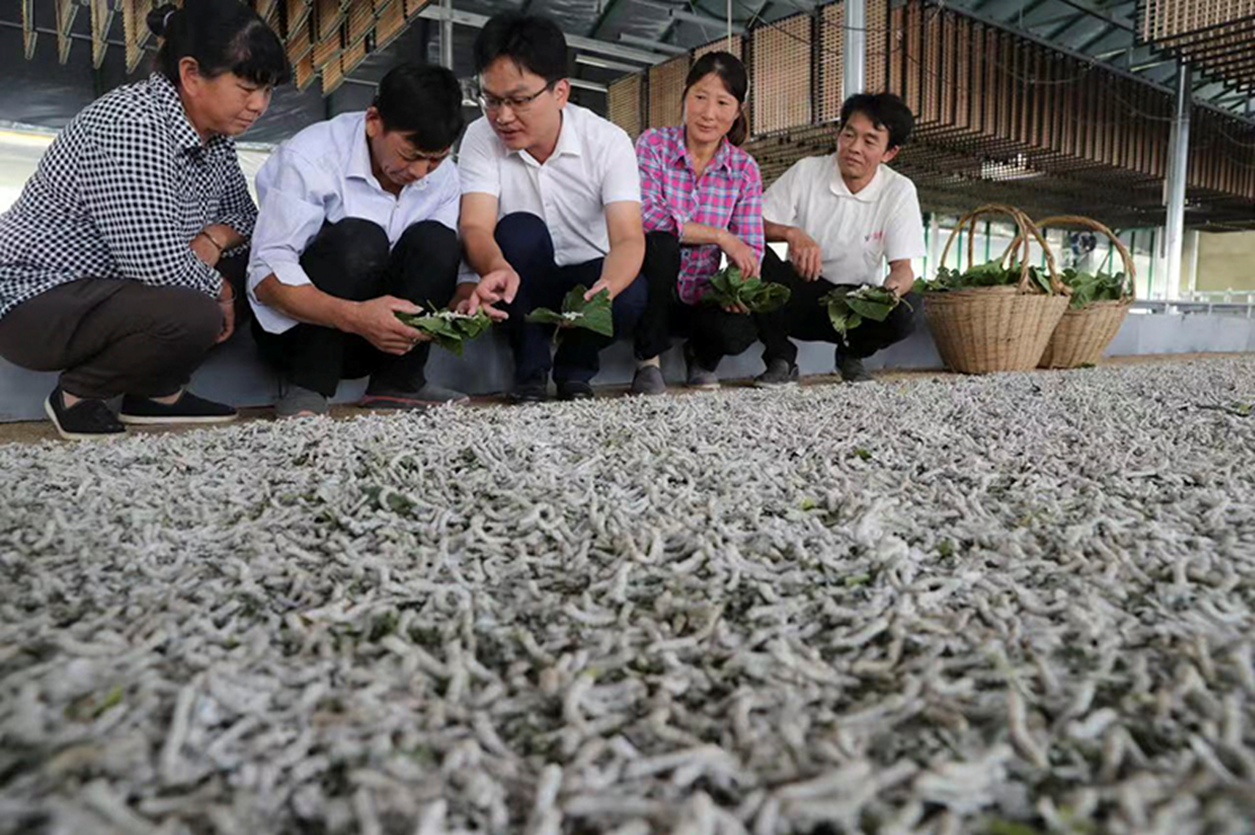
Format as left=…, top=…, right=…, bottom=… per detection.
left=0, top=73, right=257, bottom=320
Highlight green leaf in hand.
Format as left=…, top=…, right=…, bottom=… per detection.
left=394, top=307, right=493, bottom=356
left=703, top=266, right=791, bottom=313
left=844, top=285, right=899, bottom=322
left=525, top=285, right=614, bottom=339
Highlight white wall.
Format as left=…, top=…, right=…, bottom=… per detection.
left=0, top=127, right=271, bottom=212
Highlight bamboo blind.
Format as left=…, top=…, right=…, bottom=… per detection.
left=20, top=0, right=36, bottom=60
left=752, top=12, right=812, bottom=135
left=818, top=2, right=844, bottom=123
left=648, top=56, right=689, bottom=129
left=608, top=74, right=644, bottom=140
left=1138, top=0, right=1255, bottom=90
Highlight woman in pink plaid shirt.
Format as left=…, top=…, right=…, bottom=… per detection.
left=630, top=51, right=765, bottom=396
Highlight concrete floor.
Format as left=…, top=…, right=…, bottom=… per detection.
left=0, top=353, right=1243, bottom=445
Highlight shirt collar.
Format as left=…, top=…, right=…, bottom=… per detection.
left=672, top=127, right=734, bottom=175
left=517, top=107, right=581, bottom=166
left=829, top=157, right=885, bottom=203
left=150, top=72, right=233, bottom=160
left=347, top=113, right=375, bottom=183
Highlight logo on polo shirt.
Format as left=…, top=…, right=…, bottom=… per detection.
left=865, top=231, right=885, bottom=243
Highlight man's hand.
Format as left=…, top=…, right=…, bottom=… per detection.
left=458, top=267, right=519, bottom=321
left=342, top=296, right=431, bottom=355
left=785, top=228, right=823, bottom=282
left=215, top=280, right=235, bottom=344
left=883, top=269, right=914, bottom=298
left=720, top=232, right=760, bottom=279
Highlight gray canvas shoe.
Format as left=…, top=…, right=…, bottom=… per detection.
left=360, top=382, right=470, bottom=410
left=276, top=384, right=329, bottom=418
left=630, top=365, right=666, bottom=396
left=684, top=343, right=719, bottom=390
left=754, top=358, right=799, bottom=388
left=835, top=351, right=874, bottom=383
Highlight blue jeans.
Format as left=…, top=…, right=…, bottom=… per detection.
left=496, top=212, right=646, bottom=385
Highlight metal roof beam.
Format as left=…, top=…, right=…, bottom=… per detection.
left=1050, top=0, right=1134, bottom=32
left=416, top=4, right=667, bottom=64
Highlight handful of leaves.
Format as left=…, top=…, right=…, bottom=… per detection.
left=394, top=307, right=492, bottom=356
left=821, top=285, right=909, bottom=339
left=701, top=266, right=791, bottom=313
left=526, top=285, right=614, bottom=339
left=1059, top=268, right=1127, bottom=309
left=913, top=260, right=1052, bottom=295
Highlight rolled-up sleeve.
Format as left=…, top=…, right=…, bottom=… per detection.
left=636, top=131, right=686, bottom=239
left=79, top=117, right=221, bottom=297
left=246, top=147, right=329, bottom=300
left=214, top=155, right=258, bottom=241
left=729, top=159, right=765, bottom=261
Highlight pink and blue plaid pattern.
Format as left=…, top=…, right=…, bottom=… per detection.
left=636, top=126, right=764, bottom=305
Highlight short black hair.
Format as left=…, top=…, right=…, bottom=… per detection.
left=373, top=63, right=466, bottom=152
left=148, top=0, right=289, bottom=88
left=473, top=12, right=568, bottom=85
left=839, top=93, right=915, bottom=149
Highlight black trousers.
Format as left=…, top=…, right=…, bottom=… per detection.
left=634, top=231, right=758, bottom=370
left=757, top=248, right=920, bottom=365
left=495, top=212, right=647, bottom=386
left=252, top=218, right=460, bottom=397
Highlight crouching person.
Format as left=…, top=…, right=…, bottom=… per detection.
left=456, top=12, right=646, bottom=403
left=756, top=93, right=925, bottom=386
left=631, top=51, right=764, bottom=395
left=248, top=64, right=466, bottom=417
left=0, top=1, right=287, bottom=439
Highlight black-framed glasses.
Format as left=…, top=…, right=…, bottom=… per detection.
left=477, top=80, right=557, bottom=114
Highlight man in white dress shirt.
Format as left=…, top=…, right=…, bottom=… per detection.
left=756, top=93, right=926, bottom=386
left=455, top=12, right=646, bottom=402
left=247, top=64, right=466, bottom=416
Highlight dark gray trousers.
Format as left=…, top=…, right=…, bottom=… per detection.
left=0, top=257, right=243, bottom=399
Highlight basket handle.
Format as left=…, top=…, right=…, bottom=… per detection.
left=937, top=204, right=1059, bottom=295
left=1031, top=216, right=1136, bottom=301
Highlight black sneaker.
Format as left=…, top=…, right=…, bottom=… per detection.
left=557, top=380, right=595, bottom=401
left=509, top=376, right=549, bottom=404
left=44, top=388, right=125, bottom=441
left=836, top=353, right=874, bottom=383
left=118, top=390, right=237, bottom=425
left=754, top=359, right=799, bottom=388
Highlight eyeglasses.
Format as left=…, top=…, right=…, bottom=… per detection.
left=477, top=80, right=556, bottom=115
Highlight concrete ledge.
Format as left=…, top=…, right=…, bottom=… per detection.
left=1, top=307, right=1252, bottom=421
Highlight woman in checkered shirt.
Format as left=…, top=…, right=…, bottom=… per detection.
left=0, top=0, right=287, bottom=440
left=631, top=51, right=765, bottom=396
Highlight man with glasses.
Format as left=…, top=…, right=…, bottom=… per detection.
left=454, top=12, right=646, bottom=402
left=247, top=63, right=467, bottom=417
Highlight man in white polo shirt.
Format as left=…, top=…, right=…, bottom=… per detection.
left=757, top=92, right=925, bottom=385
left=248, top=64, right=466, bottom=417
left=455, top=12, right=646, bottom=402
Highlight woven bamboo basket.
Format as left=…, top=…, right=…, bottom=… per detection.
left=1034, top=216, right=1136, bottom=369
left=924, top=205, right=1068, bottom=374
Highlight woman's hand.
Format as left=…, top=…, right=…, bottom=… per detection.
left=192, top=230, right=223, bottom=268
left=215, top=280, right=235, bottom=344
left=720, top=231, right=760, bottom=279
